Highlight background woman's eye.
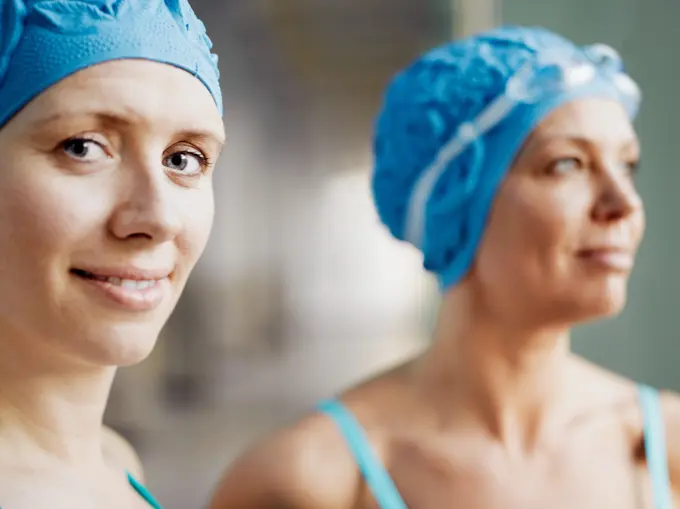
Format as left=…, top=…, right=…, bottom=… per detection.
left=163, top=151, right=206, bottom=176
left=549, top=157, right=583, bottom=174
left=625, top=159, right=640, bottom=174
left=62, top=138, right=108, bottom=162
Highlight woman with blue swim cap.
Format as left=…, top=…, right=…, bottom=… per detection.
left=211, top=26, right=680, bottom=509
left=0, top=1, right=223, bottom=507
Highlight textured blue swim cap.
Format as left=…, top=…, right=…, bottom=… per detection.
left=0, top=0, right=221, bottom=128
left=372, top=25, right=640, bottom=290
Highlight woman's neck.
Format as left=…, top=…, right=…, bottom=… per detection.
left=415, top=289, right=576, bottom=456
left=0, top=332, right=116, bottom=469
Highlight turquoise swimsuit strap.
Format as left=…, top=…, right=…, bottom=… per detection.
left=317, top=399, right=408, bottom=509
left=127, top=472, right=164, bottom=509
left=0, top=473, right=162, bottom=509
left=638, top=384, right=673, bottom=509
left=319, top=387, right=673, bottom=509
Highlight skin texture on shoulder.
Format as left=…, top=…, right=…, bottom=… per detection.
left=208, top=413, right=364, bottom=509
left=208, top=365, right=412, bottom=509
left=101, top=426, right=144, bottom=482
left=659, top=392, right=680, bottom=492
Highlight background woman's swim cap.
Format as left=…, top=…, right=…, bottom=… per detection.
left=372, top=25, right=640, bottom=290
left=0, top=0, right=222, bottom=128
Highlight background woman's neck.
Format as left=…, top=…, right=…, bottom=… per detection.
left=415, top=286, right=576, bottom=456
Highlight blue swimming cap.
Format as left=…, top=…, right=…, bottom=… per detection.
left=372, top=25, right=640, bottom=290
left=0, top=0, right=222, bottom=128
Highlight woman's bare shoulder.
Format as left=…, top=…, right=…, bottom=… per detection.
left=655, top=389, right=680, bottom=488
left=208, top=362, right=412, bottom=509
left=208, top=406, right=369, bottom=509
left=101, top=426, right=144, bottom=481
left=570, top=357, right=680, bottom=471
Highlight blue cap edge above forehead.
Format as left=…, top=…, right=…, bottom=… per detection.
left=0, top=0, right=222, bottom=128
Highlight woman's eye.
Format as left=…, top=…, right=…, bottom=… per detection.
left=62, top=138, right=108, bottom=162
left=624, top=159, right=640, bottom=175
left=548, top=157, right=583, bottom=175
left=163, top=151, right=206, bottom=176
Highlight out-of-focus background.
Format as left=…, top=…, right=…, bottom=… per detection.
left=104, top=0, right=680, bottom=507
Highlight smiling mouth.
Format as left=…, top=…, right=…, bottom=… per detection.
left=70, top=269, right=165, bottom=290
left=70, top=268, right=171, bottom=312
left=575, top=249, right=634, bottom=271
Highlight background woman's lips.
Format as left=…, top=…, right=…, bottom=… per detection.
left=576, top=248, right=634, bottom=271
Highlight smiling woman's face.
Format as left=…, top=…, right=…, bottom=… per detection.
left=0, top=59, right=225, bottom=367
left=471, top=98, right=644, bottom=327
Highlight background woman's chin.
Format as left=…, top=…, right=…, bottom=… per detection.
left=569, top=278, right=630, bottom=323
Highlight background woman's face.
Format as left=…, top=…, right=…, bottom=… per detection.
left=0, top=59, right=225, bottom=367
left=473, top=98, right=644, bottom=327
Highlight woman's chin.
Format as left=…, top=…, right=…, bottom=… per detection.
left=570, top=281, right=629, bottom=323
left=69, top=323, right=162, bottom=367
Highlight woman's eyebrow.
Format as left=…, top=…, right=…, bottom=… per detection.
left=29, top=109, right=226, bottom=147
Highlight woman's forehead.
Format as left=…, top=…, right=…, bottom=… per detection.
left=14, top=60, right=225, bottom=142
left=528, top=98, right=637, bottom=148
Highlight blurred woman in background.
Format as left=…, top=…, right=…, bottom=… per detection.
left=210, top=26, right=680, bottom=509
left=0, top=1, right=223, bottom=507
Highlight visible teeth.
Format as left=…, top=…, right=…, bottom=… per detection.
left=74, top=270, right=161, bottom=289
left=106, top=277, right=156, bottom=289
